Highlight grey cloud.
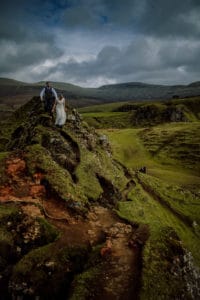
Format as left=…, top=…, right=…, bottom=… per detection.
left=61, top=0, right=200, bottom=38
left=0, top=1, right=64, bottom=74
left=140, top=0, right=200, bottom=38
left=158, top=40, right=200, bottom=70
left=0, top=40, right=63, bottom=73
left=1, top=0, right=200, bottom=86
left=38, top=36, right=200, bottom=86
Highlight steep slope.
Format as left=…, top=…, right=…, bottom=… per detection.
left=0, top=97, right=199, bottom=299
left=0, top=97, right=145, bottom=299
left=103, top=128, right=200, bottom=300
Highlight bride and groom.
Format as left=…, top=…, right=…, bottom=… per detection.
left=40, top=82, right=67, bottom=128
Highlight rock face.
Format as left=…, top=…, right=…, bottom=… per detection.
left=1, top=97, right=127, bottom=213
left=132, top=104, right=188, bottom=126
left=0, top=96, right=199, bottom=300
left=0, top=96, right=138, bottom=299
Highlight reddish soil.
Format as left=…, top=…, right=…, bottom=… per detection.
left=0, top=154, right=145, bottom=299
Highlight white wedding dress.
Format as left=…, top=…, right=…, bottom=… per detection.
left=55, top=98, right=66, bottom=126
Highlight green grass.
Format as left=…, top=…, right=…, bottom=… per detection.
left=117, top=177, right=200, bottom=299
left=104, top=124, right=200, bottom=299
left=101, top=124, right=200, bottom=180
left=100, top=128, right=152, bottom=169
left=79, top=97, right=200, bottom=130
left=117, top=182, right=200, bottom=259
left=137, top=173, right=200, bottom=226
left=78, top=101, right=135, bottom=113
left=139, top=122, right=200, bottom=173
left=81, top=111, right=133, bottom=128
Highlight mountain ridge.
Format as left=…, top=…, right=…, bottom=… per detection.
left=0, top=77, right=200, bottom=116
left=1, top=76, right=200, bottom=88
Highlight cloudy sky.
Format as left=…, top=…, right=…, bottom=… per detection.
left=0, top=0, right=200, bottom=87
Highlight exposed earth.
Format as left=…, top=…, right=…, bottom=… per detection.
left=0, top=96, right=199, bottom=299
left=0, top=153, right=148, bottom=299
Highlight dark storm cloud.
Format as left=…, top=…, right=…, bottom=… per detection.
left=62, top=0, right=200, bottom=38
left=0, top=0, right=200, bottom=85
left=0, top=0, right=64, bottom=74
left=139, top=0, right=200, bottom=38
left=39, top=37, right=200, bottom=86
left=0, top=40, right=63, bottom=73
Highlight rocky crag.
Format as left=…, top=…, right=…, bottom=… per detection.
left=0, top=97, right=199, bottom=299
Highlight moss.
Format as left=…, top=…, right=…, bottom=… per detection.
left=11, top=243, right=90, bottom=299
left=0, top=205, right=20, bottom=261
left=0, top=204, right=21, bottom=223
left=12, top=243, right=71, bottom=298
left=61, top=245, right=89, bottom=273
left=12, top=243, right=51, bottom=281
left=60, top=126, right=128, bottom=202
left=0, top=152, right=9, bottom=184
left=69, top=267, right=100, bottom=300
left=25, top=143, right=88, bottom=210
left=0, top=227, right=14, bottom=260
left=69, top=244, right=103, bottom=300
left=76, top=146, right=127, bottom=201
left=140, top=226, right=188, bottom=300
left=37, top=217, right=59, bottom=243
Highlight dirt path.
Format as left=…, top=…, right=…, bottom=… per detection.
left=0, top=154, right=145, bottom=299
left=135, top=172, right=194, bottom=228
left=88, top=206, right=141, bottom=300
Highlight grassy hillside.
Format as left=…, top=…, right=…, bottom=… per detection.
left=0, top=93, right=199, bottom=299
left=80, top=96, right=200, bottom=128
left=78, top=94, right=200, bottom=298
left=100, top=125, right=200, bottom=299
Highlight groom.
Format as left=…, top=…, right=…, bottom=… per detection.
left=40, top=81, right=58, bottom=116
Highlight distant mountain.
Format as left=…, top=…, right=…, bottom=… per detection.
left=187, top=81, right=200, bottom=87
left=0, top=78, right=29, bottom=86
left=0, top=78, right=200, bottom=110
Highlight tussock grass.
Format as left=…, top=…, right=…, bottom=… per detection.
left=82, top=111, right=133, bottom=128
left=78, top=101, right=132, bottom=113
left=105, top=124, right=200, bottom=299
left=117, top=178, right=200, bottom=299
left=139, top=122, right=200, bottom=173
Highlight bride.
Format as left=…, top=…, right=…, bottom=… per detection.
left=52, top=94, right=67, bottom=128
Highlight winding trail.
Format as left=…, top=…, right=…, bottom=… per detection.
left=0, top=154, right=146, bottom=299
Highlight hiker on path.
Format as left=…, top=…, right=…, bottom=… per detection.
left=40, top=81, right=58, bottom=116
left=52, top=94, right=67, bottom=128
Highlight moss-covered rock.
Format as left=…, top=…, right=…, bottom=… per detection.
left=10, top=244, right=90, bottom=299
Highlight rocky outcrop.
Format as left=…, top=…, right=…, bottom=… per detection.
left=0, top=96, right=140, bottom=299
left=132, top=104, right=188, bottom=126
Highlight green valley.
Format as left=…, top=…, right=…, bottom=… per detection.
left=0, top=94, right=199, bottom=299
left=80, top=96, right=200, bottom=299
